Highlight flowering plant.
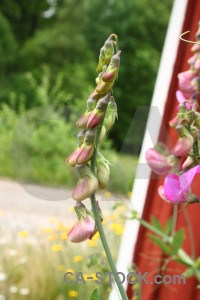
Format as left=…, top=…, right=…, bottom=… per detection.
left=66, top=34, right=128, bottom=299
left=140, top=23, right=200, bottom=290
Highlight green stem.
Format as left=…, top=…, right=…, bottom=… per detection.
left=171, top=205, right=178, bottom=236
left=183, top=207, right=196, bottom=260
left=90, top=125, right=128, bottom=300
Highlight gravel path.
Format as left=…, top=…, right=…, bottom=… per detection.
left=0, top=178, right=126, bottom=233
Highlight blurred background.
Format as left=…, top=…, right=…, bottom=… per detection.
left=0, top=0, right=173, bottom=299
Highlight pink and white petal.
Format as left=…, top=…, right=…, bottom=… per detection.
left=179, top=165, right=200, bottom=193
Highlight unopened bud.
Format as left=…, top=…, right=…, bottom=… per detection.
left=102, top=51, right=121, bottom=82
left=145, top=148, right=174, bottom=175
left=72, top=165, right=98, bottom=201
left=103, top=96, right=118, bottom=132
left=96, top=155, right=110, bottom=189
left=67, top=207, right=96, bottom=243
left=76, top=110, right=90, bottom=129
left=66, top=147, right=82, bottom=167
left=182, top=156, right=195, bottom=170
left=96, top=79, right=115, bottom=94
left=87, top=94, right=110, bottom=128
left=171, top=134, right=193, bottom=157
left=192, top=44, right=200, bottom=53
left=76, top=141, right=94, bottom=165
left=178, top=70, right=197, bottom=98
left=87, top=97, right=97, bottom=111
left=104, top=40, right=114, bottom=65
left=77, top=130, right=85, bottom=146
left=169, top=115, right=180, bottom=127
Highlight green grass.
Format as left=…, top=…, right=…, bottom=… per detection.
left=0, top=206, right=126, bottom=300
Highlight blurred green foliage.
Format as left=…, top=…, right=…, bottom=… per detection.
left=0, top=0, right=172, bottom=191
left=0, top=0, right=172, bottom=149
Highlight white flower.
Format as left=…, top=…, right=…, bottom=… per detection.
left=0, top=239, right=6, bottom=245
left=10, top=286, right=18, bottom=294
left=0, top=295, right=5, bottom=300
left=8, top=249, right=16, bottom=256
left=19, top=288, right=30, bottom=296
left=0, top=272, right=7, bottom=282
left=18, top=256, right=27, bottom=265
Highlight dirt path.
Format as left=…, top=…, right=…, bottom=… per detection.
left=0, top=178, right=126, bottom=234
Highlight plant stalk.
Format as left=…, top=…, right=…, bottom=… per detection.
left=90, top=124, right=128, bottom=300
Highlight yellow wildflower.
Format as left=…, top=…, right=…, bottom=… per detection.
left=52, top=244, right=62, bottom=252
left=92, top=232, right=100, bottom=240
left=49, top=217, right=57, bottom=224
left=88, top=240, right=97, bottom=247
left=41, top=227, right=54, bottom=234
left=58, top=265, right=65, bottom=271
left=65, top=268, right=74, bottom=273
left=68, top=206, right=74, bottom=213
left=73, top=255, right=83, bottom=263
left=128, top=191, right=132, bottom=198
left=57, top=222, right=67, bottom=231
left=68, top=290, right=78, bottom=298
left=115, top=226, right=124, bottom=235
left=104, top=191, right=111, bottom=198
left=61, top=233, right=67, bottom=241
left=48, top=233, right=57, bottom=242
left=18, top=231, right=28, bottom=238
left=110, top=214, right=117, bottom=221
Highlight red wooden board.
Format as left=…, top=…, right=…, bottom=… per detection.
left=128, top=1, right=200, bottom=299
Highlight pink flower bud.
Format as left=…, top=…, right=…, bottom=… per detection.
left=76, top=143, right=94, bottom=165
left=145, top=148, right=174, bottom=175
left=102, top=51, right=121, bottom=82
left=182, top=156, right=195, bottom=170
left=188, top=53, right=197, bottom=65
left=87, top=94, right=110, bottom=128
left=169, top=115, right=180, bottom=127
left=171, top=134, right=193, bottom=157
left=191, top=44, right=200, bottom=53
left=72, top=165, right=98, bottom=201
left=87, top=109, right=105, bottom=128
left=66, top=147, right=82, bottom=167
left=76, top=111, right=90, bottom=129
left=75, top=130, right=95, bottom=165
left=67, top=203, right=96, bottom=243
left=178, top=70, right=197, bottom=98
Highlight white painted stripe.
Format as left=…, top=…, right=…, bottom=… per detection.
left=109, top=0, right=188, bottom=298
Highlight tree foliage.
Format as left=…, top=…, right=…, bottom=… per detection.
left=0, top=0, right=173, bottom=151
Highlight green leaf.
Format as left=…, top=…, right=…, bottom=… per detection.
left=183, top=267, right=195, bottom=278
left=151, top=216, right=163, bottom=232
left=194, top=269, right=200, bottom=281
left=164, top=217, right=172, bottom=235
left=148, top=234, right=171, bottom=255
left=90, top=288, right=100, bottom=300
left=172, top=229, right=185, bottom=255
